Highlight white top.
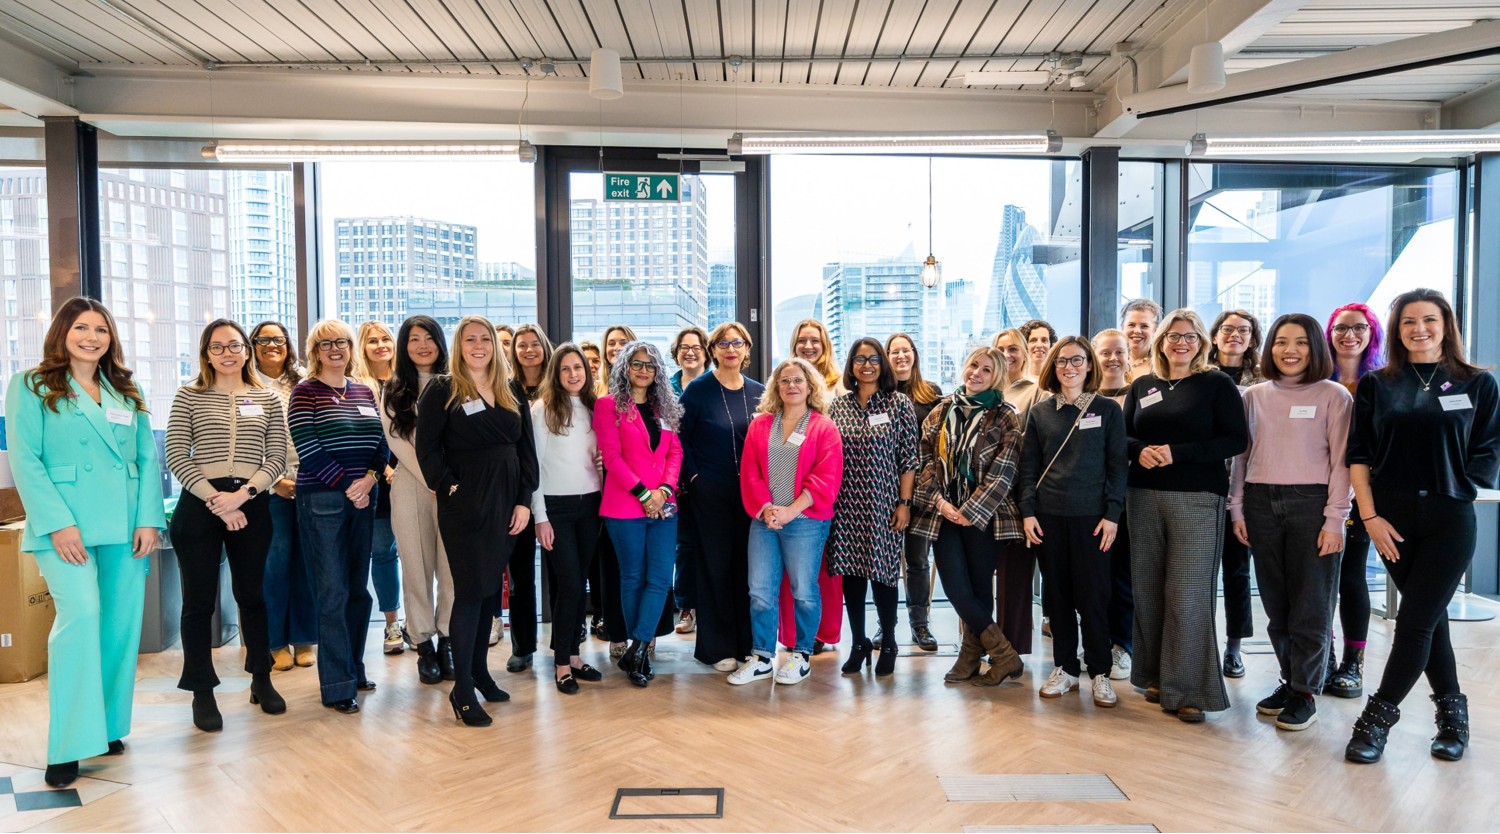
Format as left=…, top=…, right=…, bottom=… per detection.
left=530, top=396, right=603, bottom=523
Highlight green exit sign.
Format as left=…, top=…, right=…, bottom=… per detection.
left=604, top=173, right=681, bottom=202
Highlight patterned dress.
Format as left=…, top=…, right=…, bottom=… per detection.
left=825, top=389, right=919, bottom=586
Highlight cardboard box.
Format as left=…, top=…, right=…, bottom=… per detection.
left=0, top=522, right=54, bottom=683
left=0, top=488, right=24, bottom=525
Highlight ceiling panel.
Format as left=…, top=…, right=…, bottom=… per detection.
left=5, top=0, right=177, bottom=63
left=807, top=0, right=856, bottom=85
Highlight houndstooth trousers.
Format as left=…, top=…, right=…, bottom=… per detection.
left=1126, top=487, right=1232, bottom=713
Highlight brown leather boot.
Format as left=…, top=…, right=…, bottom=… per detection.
left=973, top=623, right=1024, bottom=687
left=944, top=623, right=984, bottom=682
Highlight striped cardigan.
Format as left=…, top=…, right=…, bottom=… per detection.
left=165, top=385, right=288, bottom=501
left=288, top=377, right=389, bottom=493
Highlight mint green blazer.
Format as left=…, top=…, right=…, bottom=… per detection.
left=5, top=372, right=167, bottom=553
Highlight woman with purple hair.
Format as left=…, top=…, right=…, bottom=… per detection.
left=1323, top=302, right=1384, bottom=700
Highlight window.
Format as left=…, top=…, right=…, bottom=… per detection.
left=1119, top=161, right=1158, bottom=306
left=0, top=166, right=51, bottom=442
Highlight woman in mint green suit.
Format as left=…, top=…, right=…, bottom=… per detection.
left=4, top=297, right=165, bottom=789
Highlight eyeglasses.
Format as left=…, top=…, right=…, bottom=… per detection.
left=1053, top=355, right=1087, bottom=368
left=253, top=336, right=287, bottom=347
left=676, top=346, right=704, bottom=356
left=1216, top=325, right=1252, bottom=337
left=778, top=376, right=807, bottom=387
left=715, top=339, right=748, bottom=350
left=315, top=338, right=352, bottom=352
left=851, top=355, right=882, bottom=366
left=627, top=360, right=656, bottom=372
left=1331, top=324, right=1370, bottom=336
left=208, top=343, right=247, bottom=355
left=1163, top=333, right=1201, bottom=345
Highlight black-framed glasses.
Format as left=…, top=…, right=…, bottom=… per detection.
left=253, top=336, right=287, bottom=347
left=315, top=338, right=352, bottom=352
left=208, top=343, right=246, bottom=356
left=1217, top=325, right=1252, bottom=337
left=676, top=346, right=704, bottom=356
left=1164, top=333, right=1201, bottom=344
left=1331, top=324, right=1370, bottom=336
left=851, top=355, right=882, bottom=366
left=627, top=360, right=656, bottom=372
left=715, top=339, right=748, bottom=350
left=1053, top=355, right=1087, bottom=368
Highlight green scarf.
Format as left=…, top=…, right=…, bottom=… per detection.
left=937, top=388, right=1003, bottom=502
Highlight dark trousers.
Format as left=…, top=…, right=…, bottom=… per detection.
left=995, top=538, right=1036, bottom=655
left=932, top=520, right=1000, bottom=635
left=544, top=493, right=601, bottom=666
left=901, top=531, right=933, bottom=628
left=588, top=530, right=628, bottom=642
left=690, top=482, right=753, bottom=664
left=1038, top=514, right=1112, bottom=679
left=298, top=488, right=375, bottom=705
left=507, top=521, right=538, bottom=656
left=1221, top=509, right=1254, bottom=640
left=1243, top=484, right=1342, bottom=695
left=842, top=576, right=898, bottom=643
left=264, top=494, right=317, bottom=648
left=1372, top=489, right=1472, bottom=705
left=1109, top=511, right=1134, bottom=653
left=172, top=480, right=273, bottom=692
left=674, top=492, right=699, bottom=610
left=449, top=591, right=499, bottom=698
left=1337, top=501, right=1373, bottom=644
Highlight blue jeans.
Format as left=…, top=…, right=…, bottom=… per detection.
left=298, top=489, right=375, bottom=704
left=370, top=517, right=400, bottom=614
left=747, top=516, right=831, bottom=658
left=605, top=516, right=678, bottom=643
left=265, top=494, right=317, bottom=648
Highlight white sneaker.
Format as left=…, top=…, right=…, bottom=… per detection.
left=728, top=656, right=775, bottom=685
left=1092, top=674, right=1118, bottom=707
left=488, top=617, right=503, bottom=647
left=1110, top=645, right=1132, bottom=680
left=712, top=657, right=739, bottom=672
left=774, top=653, right=811, bottom=685
left=383, top=621, right=404, bottom=654
left=1039, top=667, right=1080, bottom=698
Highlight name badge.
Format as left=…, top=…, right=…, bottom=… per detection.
left=659, top=419, right=672, bottom=432
left=106, top=407, right=133, bottom=426
left=788, top=431, right=807, bottom=446
left=1440, top=394, right=1473, bottom=411
left=357, top=405, right=379, bottom=418
left=1139, top=390, right=1163, bottom=409
left=868, top=412, right=891, bottom=427
left=238, top=402, right=265, bottom=417
left=1289, top=405, right=1317, bottom=419
left=462, top=399, right=485, bottom=416
left=1079, top=415, right=1102, bottom=430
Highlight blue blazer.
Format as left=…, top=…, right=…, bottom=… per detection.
left=5, top=372, right=166, bottom=553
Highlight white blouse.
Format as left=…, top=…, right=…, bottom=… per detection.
left=530, top=396, right=604, bottom=523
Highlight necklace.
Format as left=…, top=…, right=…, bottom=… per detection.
left=718, top=377, right=751, bottom=470
left=1411, top=363, right=1441, bottom=392
left=1165, top=374, right=1188, bottom=392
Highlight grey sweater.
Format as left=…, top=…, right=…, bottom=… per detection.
left=1016, top=393, right=1128, bottom=522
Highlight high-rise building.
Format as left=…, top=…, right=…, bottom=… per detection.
left=983, top=204, right=1046, bottom=335
left=335, top=216, right=477, bottom=325
left=708, top=262, right=735, bottom=328
left=227, top=170, right=296, bottom=328
left=820, top=249, right=932, bottom=369
left=0, top=167, right=50, bottom=386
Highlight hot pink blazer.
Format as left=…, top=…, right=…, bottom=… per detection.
left=739, top=410, right=844, bottom=520
left=592, top=396, right=684, bottom=519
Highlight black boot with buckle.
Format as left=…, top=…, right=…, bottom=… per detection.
left=1431, top=692, right=1469, bottom=761
left=1345, top=694, right=1401, bottom=764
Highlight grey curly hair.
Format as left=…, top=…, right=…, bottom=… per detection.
left=606, top=340, right=683, bottom=431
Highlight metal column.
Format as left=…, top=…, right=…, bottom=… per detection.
left=41, top=117, right=99, bottom=308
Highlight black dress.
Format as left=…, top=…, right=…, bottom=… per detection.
left=415, top=376, right=539, bottom=600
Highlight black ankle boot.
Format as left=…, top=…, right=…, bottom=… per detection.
left=625, top=641, right=650, bottom=687
left=638, top=644, right=655, bottom=681
left=617, top=639, right=640, bottom=676
left=416, top=640, right=443, bottom=685
left=192, top=690, right=223, bottom=733
left=248, top=675, right=286, bottom=715
left=842, top=638, right=873, bottom=674
left=1321, top=649, right=1339, bottom=694
left=1431, top=693, right=1469, bottom=761
left=1328, top=647, right=1364, bottom=699
left=437, top=637, right=456, bottom=682
left=875, top=631, right=898, bottom=677
left=43, top=761, right=79, bottom=788
left=1346, top=694, right=1401, bottom=764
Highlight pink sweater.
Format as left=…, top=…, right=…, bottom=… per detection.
left=739, top=410, right=844, bottom=520
left=592, top=397, right=683, bottom=519
left=1228, top=378, right=1353, bottom=534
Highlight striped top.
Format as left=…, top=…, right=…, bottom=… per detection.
left=767, top=410, right=810, bottom=506
left=165, top=385, right=288, bottom=501
left=288, top=377, right=389, bottom=493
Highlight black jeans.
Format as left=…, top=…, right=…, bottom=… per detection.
left=1243, top=484, right=1341, bottom=695
left=1109, top=511, right=1134, bottom=653
left=171, top=478, right=273, bottom=692
left=995, top=538, right=1035, bottom=655
left=1372, top=488, right=1473, bottom=705
left=507, top=520, right=538, bottom=656
left=1337, top=500, right=1373, bottom=644
left=674, top=491, right=699, bottom=611
left=932, top=520, right=1001, bottom=635
left=1037, top=514, right=1112, bottom=679
left=588, top=528, right=628, bottom=642
left=901, top=531, right=933, bottom=628
left=1221, top=509, right=1254, bottom=640
left=543, top=493, right=602, bottom=666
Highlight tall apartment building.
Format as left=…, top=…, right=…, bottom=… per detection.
left=708, top=262, right=735, bottom=329
left=820, top=250, right=943, bottom=381
left=227, top=170, right=297, bottom=328
left=0, top=167, right=49, bottom=388
left=335, top=216, right=477, bottom=326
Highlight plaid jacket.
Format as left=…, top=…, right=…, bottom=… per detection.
left=910, top=396, right=1024, bottom=542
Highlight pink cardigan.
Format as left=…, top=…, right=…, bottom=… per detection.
left=592, top=396, right=684, bottom=519
left=739, top=410, right=844, bottom=520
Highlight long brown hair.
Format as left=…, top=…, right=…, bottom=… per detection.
left=28, top=296, right=147, bottom=414
left=791, top=318, right=839, bottom=389
left=447, top=316, right=519, bottom=413
left=186, top=319, right=262, bottom=392
left=1379, top=288, right=1487, bottom=382
left=250, top=320, right=301, bottom=386
left=1208, top=309, right=1263, bottom=384
left=539, top=343, right=598, bottom=435
left=886, top=332, right=940, bottom=404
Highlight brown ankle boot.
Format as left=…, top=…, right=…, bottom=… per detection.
left=973, top=623, right=1024, bottom=687
left=945, top=624, right=984, bottom=682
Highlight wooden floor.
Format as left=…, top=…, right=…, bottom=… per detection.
left=2, top=596, right=1498, bottom=833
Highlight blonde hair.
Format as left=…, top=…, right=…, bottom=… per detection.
left=707, top=321, right=753, bottom=370
left=992, top=328, right=1026, bottom=385
left=447, top=316, right=519, bottom=414
left=1151, top=308, right=1214, bottom=379
left=356, top=320, right=395, bottom=383
left=304, top=319, right=362, bottom=380
left=756, top=357, right=829, bottom=416
left=790, top=318, right=839, bottom=389
left=1092, top=328, right=1135, bottom=384
left=959, top=346, right=1008, bottom=393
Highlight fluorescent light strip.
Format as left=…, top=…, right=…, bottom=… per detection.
left=1188, top=131, right=1500, bottom=157
left=729, top=131, right=1061, bottom=155
left=208, top=141, right=535, bottom=162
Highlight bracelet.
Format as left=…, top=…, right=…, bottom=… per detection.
left=1361, top=514, right=1377, bottom=522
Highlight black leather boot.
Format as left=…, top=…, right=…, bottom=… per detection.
left=841, top=637, right=873, bottom=674
left=437, top=637, right=456, bottom=682
left=1328, top=647, right=1364, bottom=699
left=44, top=761, right=79, bottom=788
left=1431, top=693, right=1469, bottom=761
left=875, top=629, right=898, bottom=677
left=192, top=690, right=223, bottom=733
left=1345, top=694, right=1401, bottom=764
left=416, top=639, right=443, bottom=685
left=625, top=641, right=649, bottom=687
left=249, top=674, right=287, bottom=714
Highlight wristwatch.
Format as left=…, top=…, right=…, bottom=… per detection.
left=896, top=497, right=913, bottom=507
left=246, top=485, right=260, bottom=497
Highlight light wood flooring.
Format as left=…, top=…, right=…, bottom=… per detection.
left=2, top=596, right=1499, bottom=832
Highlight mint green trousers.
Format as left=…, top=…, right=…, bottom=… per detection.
left=33, top=543, right=146, bottom=764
